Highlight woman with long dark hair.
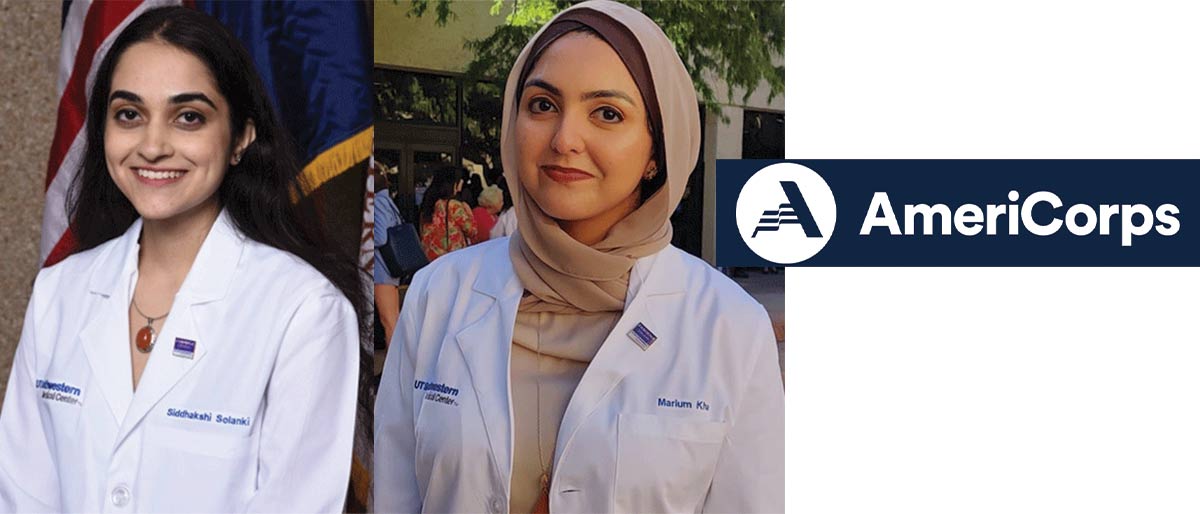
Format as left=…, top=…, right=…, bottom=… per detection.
left=375, top=2, right=783, bottom=512
left=0, top=7, right=364, bottom=512
left=417, top=165, right=476, bottom=261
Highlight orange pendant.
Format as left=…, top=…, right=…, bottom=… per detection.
left=531, top=473, right=550, bottom=514
left=136, top=326, right=155, bottom=353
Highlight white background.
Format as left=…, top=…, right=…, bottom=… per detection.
left=786, top=1, right=1200, bottom=512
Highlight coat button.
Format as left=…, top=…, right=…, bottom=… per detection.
left=489, top=496, right=503, bottom=513
left=110, top=484, right=131, bottom=507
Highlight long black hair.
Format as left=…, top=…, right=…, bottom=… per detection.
left=66, top=6, right=368, bottom=333
left=418, top=166, right=468, bottom=226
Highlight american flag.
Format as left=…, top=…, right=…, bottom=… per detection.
left=41, top=0, right=174, bottom=267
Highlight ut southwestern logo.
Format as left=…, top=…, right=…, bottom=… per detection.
left=735, top=163, right=837, bottom=264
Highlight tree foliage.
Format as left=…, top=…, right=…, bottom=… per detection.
left=405, top=0, right=784, bottom=110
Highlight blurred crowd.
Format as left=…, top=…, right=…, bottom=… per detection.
left=372, top=165, right=514, bottom=344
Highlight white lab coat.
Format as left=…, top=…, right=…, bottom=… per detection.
left=375, top=238, right=784, bottom=514
left=0, top=210, right=359, bottom=513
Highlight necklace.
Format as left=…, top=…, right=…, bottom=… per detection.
left=532, top=313, right=552, bottom=514
left=130, top=296, right=168, bottom=353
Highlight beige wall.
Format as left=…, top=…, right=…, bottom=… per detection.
left=375, top=0, right=505, bottom=72
left=705, top=67, right=785, bottom=113
left=0, top=2, right=59, bottom=400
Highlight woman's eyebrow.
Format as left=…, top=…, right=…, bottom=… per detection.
left=582, top=89, right=635, bottom=105
left=170, top=92, right=217, bottom=109
left=109, top=90, right=142, bottom=104
left=107, top=90, right=217, bottom=110
left=525, top=79, right=636, bottom=105
left=524, top=78, right=561, bottom=97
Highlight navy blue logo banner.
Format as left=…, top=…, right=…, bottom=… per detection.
left=716, top=160, right=1199, bottom=266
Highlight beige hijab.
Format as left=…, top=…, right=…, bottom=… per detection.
left=502, top=0, right=701, bottom=314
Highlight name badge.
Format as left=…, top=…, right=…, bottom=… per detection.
left=627, top=322, right=657, bottom=351
left=172, top=338, right=196, bottom=359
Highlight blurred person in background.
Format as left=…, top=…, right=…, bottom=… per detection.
left=374, top=166, right=403, bottom=343
left=418, top=165, right=476, bottom=261
left=490, top=176, right=519, bottom=239
left=462, top=171, right=484, bottom=208
left=472, top=184, right=503, bottom=244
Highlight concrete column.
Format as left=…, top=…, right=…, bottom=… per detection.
left=0, top=2, right=58, bottom=398
left=701, top=105, right=744, bottom=264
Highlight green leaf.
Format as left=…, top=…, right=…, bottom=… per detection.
left=408, top=0, right=784, bottom=118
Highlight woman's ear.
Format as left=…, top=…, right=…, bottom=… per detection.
left=231, top=119, right=257, bottom=165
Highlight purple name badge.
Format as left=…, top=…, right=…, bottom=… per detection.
left=627, top=322, right=657, bottom=351
left=172, top=338, right=196, bottom=359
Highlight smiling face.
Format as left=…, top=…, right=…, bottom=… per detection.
left=104, top=41, right=253, bottom=222
left=515, top=32, right=656, bottom=236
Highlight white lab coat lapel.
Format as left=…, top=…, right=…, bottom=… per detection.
left=79, top=220, right=143, bottom=426
left=449, top=244, right=689, bottom=485
left=455, top=242, right=523, bottom=483
left=554, top=249, right=687, bottom=472
left=116, top=210, right=242, bottom=445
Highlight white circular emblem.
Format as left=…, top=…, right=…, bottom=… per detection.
left=735, top=162, right=837, bottom=264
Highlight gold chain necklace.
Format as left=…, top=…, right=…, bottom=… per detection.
left=532, top=312, right=552, bottom=514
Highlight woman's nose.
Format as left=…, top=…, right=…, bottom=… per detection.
left=136, top=122, right=174, bottom=161
left=550, top=114, right=586, bottom=155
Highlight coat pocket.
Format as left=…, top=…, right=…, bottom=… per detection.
left=139, top=424, right=256, bottom=512
left=145, top=424, right=253, bottom=459
left=614, top=413, right=729, bottom=512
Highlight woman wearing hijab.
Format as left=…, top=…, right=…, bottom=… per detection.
left=375, top=2, right=784, bottom=513
left=0, top=7, right=362, bottom=511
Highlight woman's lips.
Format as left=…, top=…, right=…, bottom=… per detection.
left=133, top=166, right=187, bottom=185
left=541, top=165, right=594, bottom=184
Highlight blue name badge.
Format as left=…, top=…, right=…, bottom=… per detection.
left=627, top=322, right=657, bottom=351
left=172, top=338, right=196, bottom=359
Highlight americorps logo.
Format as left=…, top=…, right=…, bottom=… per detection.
left=716, top=160, right=1196, bottom=266
left=859, top=190, right=1179, bottom=246
left=735, top=162, right=836, bottom=264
